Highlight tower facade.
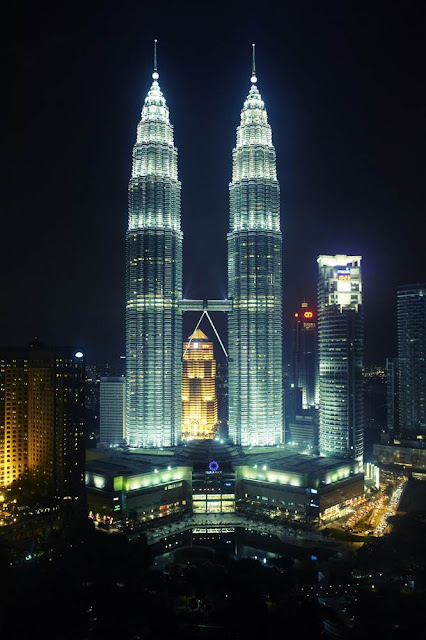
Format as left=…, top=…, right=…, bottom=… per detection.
left=228, top=56, right=283, bottom=446
left=292, top=302, right=319, bottom=409
left=182, top=329, right=218, bottom=440
left=0, top=342, right=85, bottom=499
left=386, top=357, right=398, bottom=432
left=317, top=255, right=364, bottom=462
left=100, top=377, right=126, bottom=446
left=397, top=284, right=426, bottom=432
left=125, top=62, right=183, bottom=447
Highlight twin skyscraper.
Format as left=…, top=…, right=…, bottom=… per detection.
left=125, top=45, right=283, bottom=448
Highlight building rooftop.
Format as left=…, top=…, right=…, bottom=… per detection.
left=86, top=441, right=361, bottom=483
left=86, top=450, right=187, bottom=478
left=238, top=450, right=358, bottom=475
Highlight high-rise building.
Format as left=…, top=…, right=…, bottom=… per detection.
left=0, top=352, right=27, bottom=488
left=182, top=329, right=218, bottom=440
left=397, top=284, right=426, bottom=432
left=125, top=51, right=183, bottom=447
left=100, top=377, right=126, bottom=446
left=283, top=380, right=302, bottom=441
left=216, top=360, right=229, bottom=438
left=386, top=357, right=398, bottom=432
left=317, top=255, right=364, bottom=462
left=288, top=414, right=318, bottom=448
left=0, top=342, right=85, bottom=499
left=228, top=49, right=283, bottom=446
left=292, top=302, right=319, bottom=409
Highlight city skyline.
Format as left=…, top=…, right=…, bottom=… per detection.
left=3, top=3, right=425, bottom=367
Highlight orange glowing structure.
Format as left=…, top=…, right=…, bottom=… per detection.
left=182, top=329, right=218, bottom=440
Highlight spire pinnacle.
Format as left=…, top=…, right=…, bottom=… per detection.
left=251, top=43, right=257, bottom=84
left=152, top=39, right=159, bottom=80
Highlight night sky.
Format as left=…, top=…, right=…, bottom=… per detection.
left=3, top=0, right=425, bottom=367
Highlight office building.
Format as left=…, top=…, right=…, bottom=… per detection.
left=397, top=284, right=426, bottom=432
left=363, top=365, right=386, bottom=431
left=386, top=357, right=398, bottom=432
left=292, top=302, right=319, bottom=409
left=288, top=414, right=318, bottom=449
left=182, top=329, right=218, bottom=440
left=100, top=377, right=126, bottom=446
left=216, top=360, right=229, bottom=437
left=125, top=51, right=183, bottom=448
left=283, top=381, right=302, bottom=441
left=228, top=48, right=283, bottom=446
left=374, top=438, right=426, bottom=471
left=317, top=255, right=364, bottom=462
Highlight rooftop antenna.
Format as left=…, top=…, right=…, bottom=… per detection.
left=152, top=39, right=159, bottom=80
left=251, top=43, right=257, bottom=84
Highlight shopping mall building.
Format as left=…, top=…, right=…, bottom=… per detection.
left=86, top=440, right=364, bottom=527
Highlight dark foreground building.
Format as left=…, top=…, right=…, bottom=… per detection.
left=397, top=284, right=426, bottom=433
left=292, top=302, right=319, bottom=410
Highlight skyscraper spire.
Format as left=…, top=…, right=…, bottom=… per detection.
left=153, top=38, right=159, bottom=79
left=228, top=50, right=283, bottom=446
left=251, top=43, right=257, bottom=83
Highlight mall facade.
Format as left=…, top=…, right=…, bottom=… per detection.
left=86, top=441, right=364, bottom=526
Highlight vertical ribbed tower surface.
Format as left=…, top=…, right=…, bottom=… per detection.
left=317, top=255, right=364, bottom=462
left=126, top=47, right=183, bottom=447
left=228, top=47, right=283, bottom=446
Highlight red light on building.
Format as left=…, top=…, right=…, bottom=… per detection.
left=303, top=311, right=314, bottom=319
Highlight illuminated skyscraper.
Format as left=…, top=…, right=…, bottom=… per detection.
left=292, top=302, right=319, bottom=409
left=182, top=329, right=218, bottom=440
left=125, top=46, right=183, bottom=447
left=317, top=255, right=364, bottom=462
left=397, top=284, right=426, bottom=432
left=228, top=47, right=283, bottom=446
left=0, top=342, right=85, bottom=499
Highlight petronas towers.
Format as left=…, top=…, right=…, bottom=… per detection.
left=125, top=46, right=283, bottom=448
left=228, top=69, right=283, bottom=446
left=126, top=59, right=182, bottom=447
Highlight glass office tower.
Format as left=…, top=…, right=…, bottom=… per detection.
left=228, top=62, right=283, bottom=446
left=126, top=65, right=183, bottom=447
left=292, top=302, right=319, bottom=409
left=317, top=255, right=364, bottom=462
left=397, top=284, right=426, bottom=432
left=100, top=377, right=126, bottom=446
